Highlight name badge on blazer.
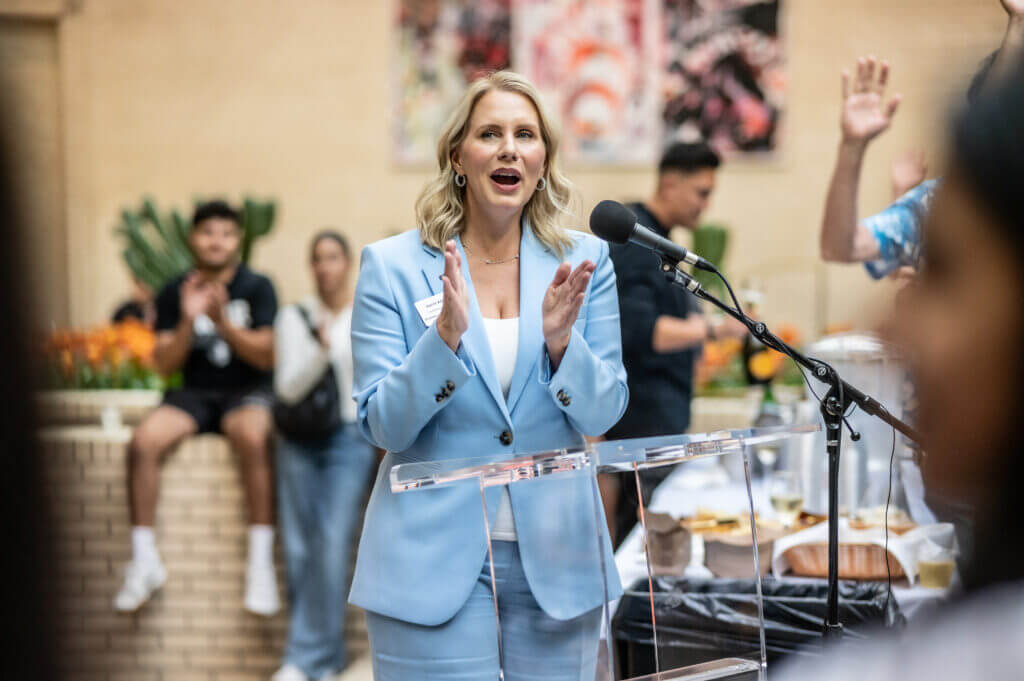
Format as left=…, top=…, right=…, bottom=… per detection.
left=414, top=293, right=444, bottom=327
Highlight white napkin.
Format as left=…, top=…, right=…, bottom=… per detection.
left=771, top=518, right=957, bottom=585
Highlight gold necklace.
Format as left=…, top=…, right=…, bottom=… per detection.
left=462, top=238, right=520, bottom=265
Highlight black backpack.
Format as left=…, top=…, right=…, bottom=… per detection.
left=273, top=305, right=342, bottom=443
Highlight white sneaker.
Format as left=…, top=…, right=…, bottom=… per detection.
left=271, top=664, right=309, bottom=681
left=244, top=562, right=280, bottom=616
left=113, top=560, right=167, bottom=612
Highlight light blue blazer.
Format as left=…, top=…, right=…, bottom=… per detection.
left=348, top=224, right=628, bottom=626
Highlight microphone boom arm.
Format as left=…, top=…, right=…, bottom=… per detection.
left=662, top=257, right=919, bottom=639
left=662, top=261, right=919, bottom=442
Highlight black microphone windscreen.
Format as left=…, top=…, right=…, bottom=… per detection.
left=589, top=200, right=636, bottom=244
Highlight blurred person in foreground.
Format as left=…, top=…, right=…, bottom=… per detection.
left=0, top=113, right=60, bottom=680
left=779, top=56, right=1024, bottom=680
left=604, top=142, right=747, bottom=547
left=271, top=231, right=376, bottom=681
left=349, top=70, right=627, bottom=680
left=819, top=0, right=1024, bottom=277
left=114, top=200, right=281, bottom=616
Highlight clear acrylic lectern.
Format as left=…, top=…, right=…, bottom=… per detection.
left=391, top=425, right=819, bottom=681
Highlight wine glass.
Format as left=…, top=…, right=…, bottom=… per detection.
left=769, top=471, right=804, bottom=528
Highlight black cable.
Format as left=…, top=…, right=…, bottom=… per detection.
left=700, top=268, right=860, bottom=442
left=700, top=266, right=896, bottom=621
left=701, top=266, right=846, bottom=414
left=699, top=275, right=829, bottom=405
left=711, top=266, right=746, bottom=316
left=754, top=314, right=894, bottom=616
left=754, top=325, right=834, bottom=406
left=880, top=405, right=897, bottom=612
left=783, top=356, right=824, bottom=403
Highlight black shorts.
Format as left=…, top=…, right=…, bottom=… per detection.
left=162, top=385, right=274, bottom=434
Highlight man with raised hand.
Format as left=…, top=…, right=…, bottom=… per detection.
left=820, top=0, right=1024, bottom=278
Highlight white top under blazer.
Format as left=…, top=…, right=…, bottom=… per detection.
left=483, top=316, right=519, bottom=541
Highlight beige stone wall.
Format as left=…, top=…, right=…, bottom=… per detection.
left=41, top=424, right=368, bottom=681
left=2, top=0, right=1009, bottom=332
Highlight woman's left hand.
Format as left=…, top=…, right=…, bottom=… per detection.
left=542, top=260, right=595, bottom=370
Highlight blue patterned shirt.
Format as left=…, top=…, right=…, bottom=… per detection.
left=863, top=179, right=940, bottom=279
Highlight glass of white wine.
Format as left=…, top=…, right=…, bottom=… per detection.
left=769, top=471, right=804, bottom=528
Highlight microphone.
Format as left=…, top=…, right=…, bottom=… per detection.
left=589, top=200, right=715, bottom=272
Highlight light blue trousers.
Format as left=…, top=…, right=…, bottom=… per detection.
left=365, top=540, right=602, bottom=681
left=277, top=424, right=377, bottom=679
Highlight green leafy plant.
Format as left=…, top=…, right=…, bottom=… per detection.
left=116, top=197, right=276, bottom=293
left=691, top=223, right=728, bottom=297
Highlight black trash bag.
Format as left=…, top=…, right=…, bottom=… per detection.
left=612, top=577, right=904, bottom=678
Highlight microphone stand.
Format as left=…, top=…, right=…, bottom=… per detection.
left=659, top=258, right=920, bottom=638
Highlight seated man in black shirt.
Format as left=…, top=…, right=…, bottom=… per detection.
left=606, top=142, right=747, bottom=546
left=114, top=200, right=280, bottom=615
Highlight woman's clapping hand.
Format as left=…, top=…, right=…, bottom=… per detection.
left=542, top=260, right=595, bottom=370
left=437, top=240, right=470, bottom=353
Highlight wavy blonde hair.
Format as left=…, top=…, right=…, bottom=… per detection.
left=415, top=71, right=578, bottom=258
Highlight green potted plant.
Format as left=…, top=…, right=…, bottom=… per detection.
left=116, top=196, right=276, bottom=293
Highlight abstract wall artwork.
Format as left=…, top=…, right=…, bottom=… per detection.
left=514, top=0, right=661, bottom=163
left=661, top=0, right=784, bottom=154
left=393, top=0, right=513, bottom=164
left=392, top=0, right=783, bottom=164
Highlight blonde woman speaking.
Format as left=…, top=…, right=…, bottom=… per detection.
left=348, top=71, right=628, bottom=680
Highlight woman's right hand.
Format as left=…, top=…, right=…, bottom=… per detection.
left=437, top=240, right=469, bottom=353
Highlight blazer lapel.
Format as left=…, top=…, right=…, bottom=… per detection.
left=419, top=242, right=443, bottom=296
left=507, top=223, right=557, bottom=414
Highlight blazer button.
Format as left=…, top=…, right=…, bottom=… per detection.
left=440, top=386, right=450, bottom=398
left=435, top=393, right=444, bottom=403
left=561, top=396, right=571, bottom=407
left=499, top=430, right=513, bottom=446
left=446, top=380, right=455, bottom=391
left=556, top=389, right=566, bottom=400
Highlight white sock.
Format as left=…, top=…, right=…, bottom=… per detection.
left=247, top=525, right=275, bottom=571
left=131, top=526, right=161, bottom=568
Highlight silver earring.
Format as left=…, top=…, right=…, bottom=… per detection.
left=454, top=173, right=467, bottom=188
left=536, top=177, right=547, bottom=191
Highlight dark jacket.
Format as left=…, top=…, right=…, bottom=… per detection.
left=606, top=203, right=702, bottom=439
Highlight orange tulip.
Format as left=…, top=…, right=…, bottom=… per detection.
left=85, top=342, right=103, bottom=367
left=59, top=349, right=74, bottom=377
left=776, top=324, right=801, bottom=347
left=748, top=349, right=785, bottom=381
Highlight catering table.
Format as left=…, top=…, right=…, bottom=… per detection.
left=612, top=458, right=952, bottom=623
